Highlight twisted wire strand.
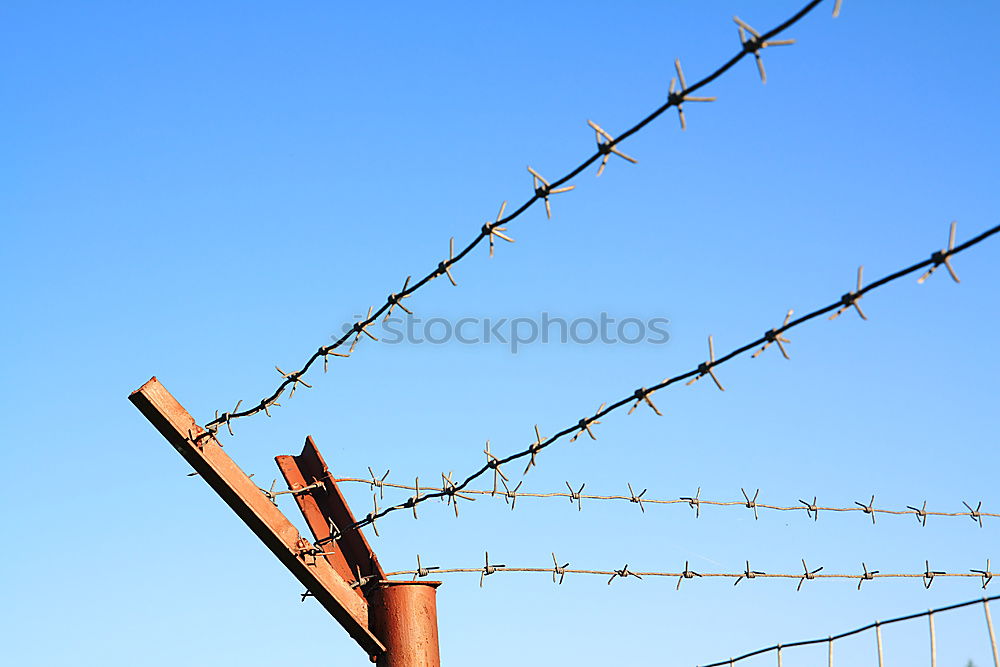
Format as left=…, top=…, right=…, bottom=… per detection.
left=334, top=477, right=996, bottom=525
left=381, top=557, right=994, bottom=591
left=353, top=222, right=1000, bottom=530
left=201, top=0, right=831, bottom=436
left=386, top=569, right=983, bottom=582
left=697, top=594, right=1000, bottom=667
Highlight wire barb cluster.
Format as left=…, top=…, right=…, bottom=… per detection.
left=918, top=221, right=962, bottom=284
left=669, top=59, right=716, bottom=130
left=733, top=16, right=797, bottom=85
left=200, top=0, right=834, bottom=438
left=260, top=478, right=324, bottom=505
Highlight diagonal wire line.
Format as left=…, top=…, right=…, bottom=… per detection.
left=697, top=594, right=1000, bottom=667
left=199, top=0, right=831, bottom=438
left=352, top=222, right=1000, bottom=530
left=332, top=477, right=997, bottom=525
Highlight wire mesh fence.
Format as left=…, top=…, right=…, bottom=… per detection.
left=697, top=594, right=999, bottom=667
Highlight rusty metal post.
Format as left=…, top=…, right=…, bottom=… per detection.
left=368, top=581, right=442, bottom=667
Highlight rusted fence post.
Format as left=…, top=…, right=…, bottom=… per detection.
left=277, top=436, right=443, bottom=666
left=368, top=581, right=442, bottom=667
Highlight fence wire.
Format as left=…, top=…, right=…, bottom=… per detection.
left=697, top=594, right=999, bottom=667
left=379, top=553, right=993, bottom=593
left=351, top=221, right=1000, bottom=531
left=333, top=476, right=995, bottom=526
left=197, top=0, right=834, bottom=441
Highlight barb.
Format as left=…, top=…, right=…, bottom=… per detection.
left=570, top=403, right=604, bottom=443
left=677, top=561, right=702, bottom=590
left=500, top=478, right=523, bottom=511
left=698, top=594, right=1000, bottom=667
left=368, top=467, right=390, bottom=499
left=353, top=221, right=1000, bottom=530
left=438, top=237, right=459, bottom=287
left=797, top=559, right=824, bottom=591
left=440, top=472, right=475, bottom=518
left=965, top=500, right=985, bottom=528
left=608, top=564, right=643, bottom=585
left=412, top=554, right=440, bottom=581
left=734, top=561, right=765, bottom=586
left=628, top=483, right=648, bottom=513
left=828, top=265, right=868, bottom=321
left=552, top=552, right=569, bottom=585
left=216, top=400, right=242, bottom=436
left=800, top=496, right=820, bottom=521
left=336, top=476, right=998, bottom=526
left=924, top=560, right=946, bottom=589
left=523, top=425, right=546, bottom=475
left=406, top=476, right=421, bottom=519
left=669, top=59, right=716, bottom=130
left=588, top=120, right=638, bottom=176
left=527, top=166, right=575, bottom=220
left=685, top=336, right=725, bottom=391
left=480, top=551, right=505, bottom=587
left=733, top=15, right=797, bottom=85
left=908, top=500, right=930, bottom=527
left=348, top=306, right=378, bottom=354
left=855, top=495, right=877, bottom=524
left=752, top=310, right=793, bottom=360
left=350, top=563, right=377, bottom=590
left=918, top=221, right=961, bottom=284
left=973, top=560, right=994, bottom=590
left=566, top=481, right=586, bottom=511
left=275, top=366, right=311, bottom=398
left=681, top=487, right=703, bottom=518
left=384, top=276, right=412, bottom=321
left=742, top=488, right=760, bottom=520
left=365, top=493, right=381, bottom=537
left=202, top=0, right=834, bottom=436
left=484, top=202, right=513, bottom=258
left=260, top=478, right=324, bottom=505
left=858, top=562, right=879, bottom=590
left=483, top=440, right=508, bottom=496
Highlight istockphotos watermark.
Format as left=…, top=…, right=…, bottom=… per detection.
left=338, top=313, right=670, bottom=354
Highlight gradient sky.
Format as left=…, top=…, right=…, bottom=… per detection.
left=3, top=1, right=999, bottom=665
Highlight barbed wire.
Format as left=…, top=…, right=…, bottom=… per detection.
left=697, top=594, right=999, bottom=667
left=196, top=0, right=834, bottom=441
left=380, top=553, right=994, bottom=592
left=351, top=221, right=1000, bottom=531
left=331, top=476, right=995, bottom=526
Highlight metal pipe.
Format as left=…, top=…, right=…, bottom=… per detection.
left=368, top=581, right=442, bottom=667
left=928, top=612, right=936, bottom=667
left=876, top=622, right=884, bottom=667
left=985, top=599, right=999, bottom=667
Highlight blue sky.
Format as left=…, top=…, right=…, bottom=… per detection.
left=3, top=1, right=999, bottom=665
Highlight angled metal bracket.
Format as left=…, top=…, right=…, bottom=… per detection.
left=129, top=377, right=386, bottom=658
left=275, top=436, right=386, bottom=595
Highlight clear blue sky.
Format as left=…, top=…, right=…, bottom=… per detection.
left=3, top=1, right=999, bottom=665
